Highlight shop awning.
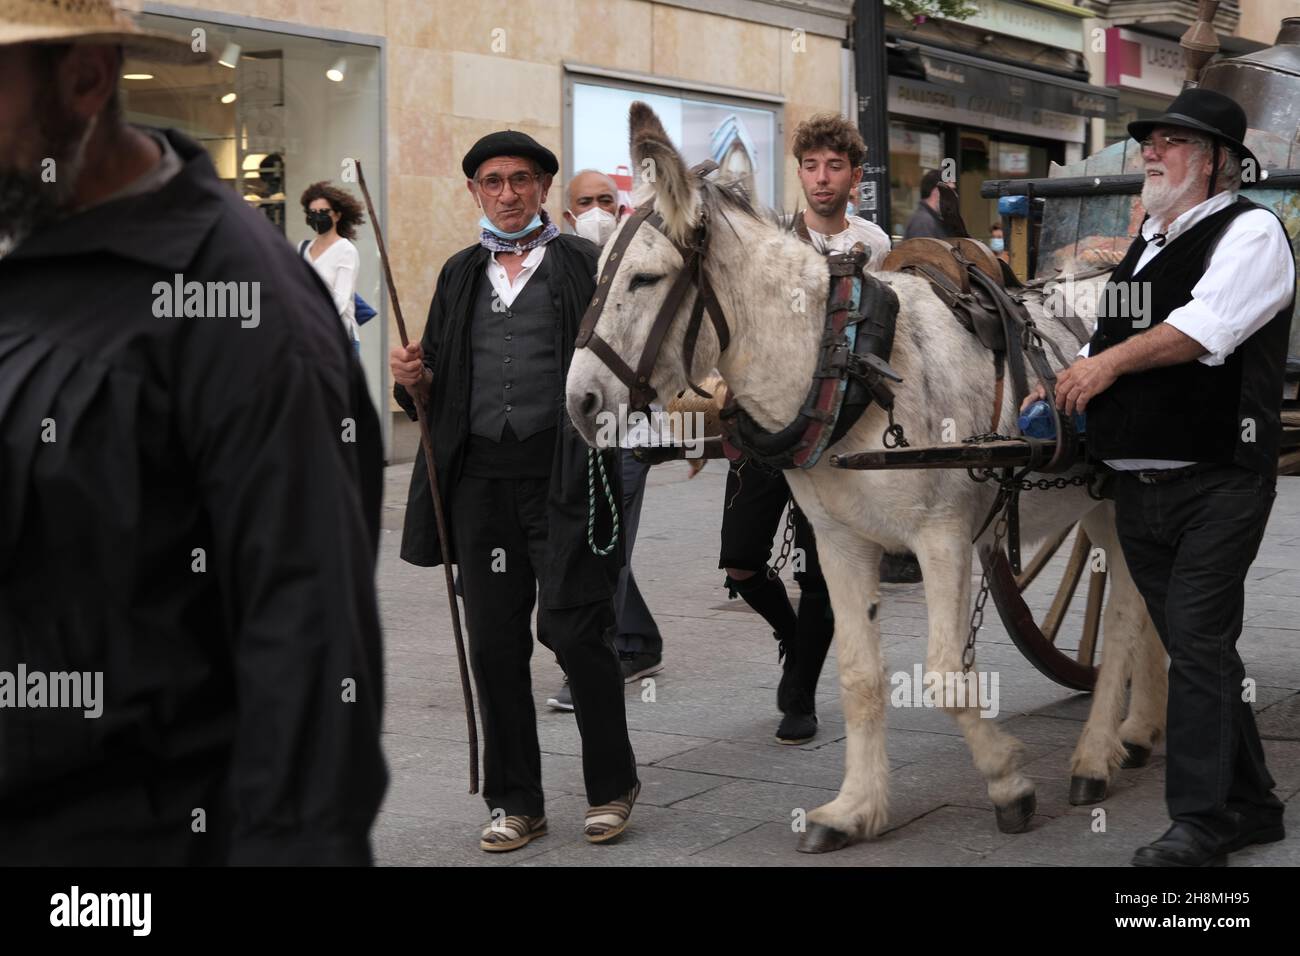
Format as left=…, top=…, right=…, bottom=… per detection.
left=889, top=39, right=1119, bottom=121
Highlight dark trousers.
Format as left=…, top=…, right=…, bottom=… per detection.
left=614, top=449, right=661, bottom=656
left=1113, top=464, right=1283, bottom=845
left=719, top=459, right=834, bottom=713
left=450, top=475, right=638, bottom=817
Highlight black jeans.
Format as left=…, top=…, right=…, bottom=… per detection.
left=450, top=475, right=638, bottom=818
left=1113, top=464, right=1283, bottom=845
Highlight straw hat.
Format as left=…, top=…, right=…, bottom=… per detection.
left=0, top=0, right=208, bottom=63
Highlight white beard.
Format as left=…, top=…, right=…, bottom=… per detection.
left=1140, top=165, right=1202, bottom=223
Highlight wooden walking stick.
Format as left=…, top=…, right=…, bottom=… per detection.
left=355, top=160, right=479, bottom=793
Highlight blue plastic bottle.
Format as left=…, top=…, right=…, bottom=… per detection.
left=1017, top=400, right=1086, bottom=439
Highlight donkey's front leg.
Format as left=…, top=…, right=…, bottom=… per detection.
left=797, top=526, right=888, bottom=853
left=915, top=522, right=1036, bottom=832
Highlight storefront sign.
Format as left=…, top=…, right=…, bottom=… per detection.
left=964, top=0, right=1085, bottom=53
left=1105, top=28, right=1185, bottom=98
left=913, top=48, right=1113, bottom=119
left=889, top=76, right=1087, bottom=144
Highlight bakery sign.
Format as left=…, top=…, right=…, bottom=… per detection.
left=1105, top=28, right=1185, bottom=98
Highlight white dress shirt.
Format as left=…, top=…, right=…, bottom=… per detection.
left=486, top=244, right=547, bottom=308
left=1075, top=189, right=1295, bottom=470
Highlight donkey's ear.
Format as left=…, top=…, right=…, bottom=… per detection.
left=629, top=101, right=698, bottom=244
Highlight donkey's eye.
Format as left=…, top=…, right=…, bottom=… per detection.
left=628, top=273, right=663, bottom=292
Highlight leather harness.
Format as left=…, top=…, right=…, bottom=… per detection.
left=574, top=173, right=903, bottom=472
left=575, top=162, right=729, bottom=412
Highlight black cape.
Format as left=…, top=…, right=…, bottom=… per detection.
left=0, top=129, right=387, bottom=865
left=393, top=234, right=623, bottom=609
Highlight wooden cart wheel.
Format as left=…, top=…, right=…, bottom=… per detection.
left=982, top=523, right=1105, bottom=692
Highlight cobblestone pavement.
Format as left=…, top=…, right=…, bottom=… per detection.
left=373, top=460, right=1300, bottom=866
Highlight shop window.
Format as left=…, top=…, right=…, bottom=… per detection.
left=889, top=119, right=945, bottom=241
left=567, top=77, right=780, bottom=209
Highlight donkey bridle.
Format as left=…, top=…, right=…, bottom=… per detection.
left=574, top=161, right=730, bottom=411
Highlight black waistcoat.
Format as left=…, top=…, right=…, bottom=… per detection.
left=469, top=251, right=560, bottom=442
left=1087, top=195, right=1294, bottom=477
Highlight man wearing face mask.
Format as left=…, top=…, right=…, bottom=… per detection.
left=563, top=168, right=623, bottom=248
left=543, top=170, right=662, bottom=713
left=389, top=131, right=639, bottom=852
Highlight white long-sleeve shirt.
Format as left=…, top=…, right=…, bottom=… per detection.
left=302, top=236, right=360, bottom=342
left=1075, top=190, right=1295, bottom=470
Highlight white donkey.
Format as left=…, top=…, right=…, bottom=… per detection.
left=567, top=103, right=1165, bottom=852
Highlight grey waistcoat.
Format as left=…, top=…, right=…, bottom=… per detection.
left=469, top=251, right=560, bottom=441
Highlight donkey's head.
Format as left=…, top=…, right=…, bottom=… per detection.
left=567, top=102, right=745, bottom=446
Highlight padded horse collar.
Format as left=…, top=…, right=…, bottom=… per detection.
left=574, top=161, right=730, bottom=411
left=720, top=245, right=901, bottom=470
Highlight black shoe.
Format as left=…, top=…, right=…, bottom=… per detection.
left=775, top=632, right=799, bottom=714
left=1131, top=823, right=1226, bottom=867
left=1224, top=810, right=1285, bottom=853
left=880, top=551, right=922, bottom=584
left=546, top=678, right=574, bottom=712
left=619, top=650, right=663, bottom=684
left=775, top=711, right=818, bottom=744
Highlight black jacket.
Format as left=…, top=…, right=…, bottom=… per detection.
left=0, top=129, right=387, bottom=865
left=394, top=234, right=623, bottom=609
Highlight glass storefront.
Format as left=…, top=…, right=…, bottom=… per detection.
left=123, top=13, right=386, bottom=428
left=889, top=119, right=1060, bottom=245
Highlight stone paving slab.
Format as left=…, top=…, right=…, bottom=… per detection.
left=373, top=461, right=1300, bottom=866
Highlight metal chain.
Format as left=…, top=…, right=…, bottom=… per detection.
left=964, top=498, right=1009, bottom=673
left=767, top=506, right=797, bottom=579
left=882, top=407, right=910, bottom=449
left=586, top=448, right=621, bottom=556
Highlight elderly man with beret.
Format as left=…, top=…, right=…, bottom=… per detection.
left=390, top=132, right=639, bottom=852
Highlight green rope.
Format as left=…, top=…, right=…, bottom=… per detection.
left=586, top=448, right=620, bottom=556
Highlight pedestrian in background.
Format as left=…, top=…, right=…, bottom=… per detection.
left=548, top=169, right=663, bottom=713
left=299, top=180, right=363, bottom=351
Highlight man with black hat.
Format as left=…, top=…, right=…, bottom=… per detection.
left=1025, top=88, right=1296, bottom=866
left=389, top=131, right=639, bottom=852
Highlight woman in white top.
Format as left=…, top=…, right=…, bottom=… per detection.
left=299, top=181, right=363, bottom=349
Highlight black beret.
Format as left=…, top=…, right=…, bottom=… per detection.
left=462, top=130, right=559, bottom=179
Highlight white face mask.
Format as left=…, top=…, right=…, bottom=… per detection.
left=571, top=207, right=618, bottom=247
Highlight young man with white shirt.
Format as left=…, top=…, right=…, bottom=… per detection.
left=718, top=114, right=897, bottom=745
left=389, top=131, right=638, bottom=852
left=1024, top=89, right=1295, bottom=867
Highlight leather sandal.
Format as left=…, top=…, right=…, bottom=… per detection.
left=584, top=782, right=641, bottom=843
left=479, top=814, right=547, bottom=853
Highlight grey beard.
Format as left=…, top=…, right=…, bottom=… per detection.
left=0, top=112, right=94, bottom=254
left=1140, top=171, right=1202, bottom=224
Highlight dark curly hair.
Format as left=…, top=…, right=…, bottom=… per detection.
left=299, top=181, right=366, bottom=240
left=791, top=112, right=866, bottom=169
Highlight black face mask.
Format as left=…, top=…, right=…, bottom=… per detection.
left=306, top=210, right=334, bottom=234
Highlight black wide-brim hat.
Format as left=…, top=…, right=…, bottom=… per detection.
left=1128, top=87, right=1259, bottom=172
left=462, top=130, right=559, bottom=179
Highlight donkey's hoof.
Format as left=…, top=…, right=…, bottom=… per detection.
left=994, top=793, right=1036, bottom=833
left=1069, top=775, right=1108, bottom=805
left=797, top=822, right=854, bottom=854
left=1120, top=743, right=1152, bottom=769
